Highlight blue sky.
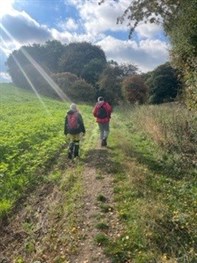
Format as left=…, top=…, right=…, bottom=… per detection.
left=0, top=0, right=169, bottom=82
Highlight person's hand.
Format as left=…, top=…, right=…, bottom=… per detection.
left=80, top=132, right=85, bottom=138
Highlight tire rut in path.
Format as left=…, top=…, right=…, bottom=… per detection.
left=70, top=148, right=120, bottom=263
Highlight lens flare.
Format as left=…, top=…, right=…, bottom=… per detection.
left=0, top=23, right=71, bottom=103
left=12, top=55, right=51, bottom=115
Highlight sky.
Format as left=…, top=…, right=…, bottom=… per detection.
left=0, top=0, right=170, bottom=83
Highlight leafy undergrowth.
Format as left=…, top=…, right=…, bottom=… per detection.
left=0, top=84, right=69, bottom=217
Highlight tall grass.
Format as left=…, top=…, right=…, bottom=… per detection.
left=127, top=103, right=197, bottom=177
left=106, top=103, right=197, bottom=262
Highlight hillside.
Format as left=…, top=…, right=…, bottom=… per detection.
left=0, top=84, right=196, bottom=263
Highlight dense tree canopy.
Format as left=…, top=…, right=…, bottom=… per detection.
left=6, top=41, right=107, bottom=100
left=145, top=63, right=181, bottom=104
left=58, top=42, right=107, bottom=83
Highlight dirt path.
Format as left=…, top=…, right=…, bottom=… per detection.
left=70, top=147, right=119, bottom=263
left=71, top=166, right=110, bottom=263
left=0, top=145, right=121, bottom=263
left=67, top=147, right=121, bottom=263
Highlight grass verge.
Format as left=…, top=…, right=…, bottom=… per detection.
left=100, top=104, right=197, bottom=263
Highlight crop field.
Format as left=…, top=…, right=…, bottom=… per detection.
left=0, top=84, right=68, bottom=216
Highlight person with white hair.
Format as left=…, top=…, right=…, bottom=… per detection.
left=64, top=103, right=85, bottom=159
left=93, top=96, right=112, bottom=147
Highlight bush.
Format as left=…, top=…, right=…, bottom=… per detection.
left=52, top=72, right=95, bottom=102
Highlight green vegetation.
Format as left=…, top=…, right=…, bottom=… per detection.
left=144, top=62, right=181, bottom=104
left=1, top=84, right=196, bottom=262
left=100, top=104, right=197, bottom=262
left=94, top=233, right=109, bottom=246
left=5, top=38, right=186, bottom=107
left=0, top=83, right=67, bottom=216
left=97, top=194, right=107, bottom=202
left=95, top=222, right=109, bottom=231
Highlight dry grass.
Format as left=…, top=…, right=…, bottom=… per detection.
left=128, top=103, right=197, bottom=173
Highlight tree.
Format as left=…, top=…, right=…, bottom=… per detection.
left=58, top=42, right=107, bottom=84
left=97, top=64, right=123, bottom=105
left=145, top=63, right=181, bottom=104
left=70, top=79, right=96, bottom=102
left=81, top=58, right=106, bottom=85
left=119, top=63, right=138, bottom=77
left=6, top=41, right=106, bottom=100
left=122, top=75, right=147, bottom=104
left=100, top=0, right=197, bottom=109
left=42, top=40, right=66, bottom=73
left=168, top=1, right=197, bottom=108
left=52, top=72, right=95, bottom=102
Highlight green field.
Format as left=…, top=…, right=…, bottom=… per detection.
left=0, top=84, right=69, bottom=215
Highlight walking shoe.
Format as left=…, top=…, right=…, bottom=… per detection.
left=101, top=138, right=107, bottom=147
left=68, top=151, right=72, bottom=159
left=103, top=138, right=107, bottom=146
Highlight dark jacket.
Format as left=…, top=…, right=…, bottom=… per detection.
left=93, top=101, right=112, bottom=123
left=64, top=110, right=85, bottom=135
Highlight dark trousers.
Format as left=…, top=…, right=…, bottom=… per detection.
left=68, top=140, right=80, bottom=159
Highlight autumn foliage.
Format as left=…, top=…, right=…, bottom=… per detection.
left=122, top=75, right=147, bottom=104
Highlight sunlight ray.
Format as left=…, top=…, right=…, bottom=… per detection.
left=12, top=55, right=51, bottom=115
left=0, top=23, right=71, bottom=102
left=0, top=35, right=51, bottom=114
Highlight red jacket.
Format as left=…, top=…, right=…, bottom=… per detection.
left=93, top=101, right=112, bottom=123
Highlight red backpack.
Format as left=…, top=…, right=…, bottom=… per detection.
left=67, top=112, right=80, bottom=131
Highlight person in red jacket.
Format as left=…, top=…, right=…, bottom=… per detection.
left=93, top=96, right=112, bottom=147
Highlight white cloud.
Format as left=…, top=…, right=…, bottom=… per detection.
left=0, top=72, right=12, bottom=83
left=97, top=36, right=169, bottom=72
left=68, top=0, right=129, bottom=35
left=135, top=22, right=164, bottom=39
left=0, top=9, right=52, bottom=45
left=51, top=28, right=104, bottom=44
left=58, top=18, right=79, bottom=31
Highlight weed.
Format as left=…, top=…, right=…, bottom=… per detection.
left=24, top=240, right=35, bottom=253
left=15, top=257, right=25, bottom=263
left=97, top=194, right=107, bottom=202
left=94, top=233, right=109, bottom=246
left=96, top=222, right=109, bottom=231
left=99, top=203, right=113, bottom=213
left=95, top=175, right=104, bottom=180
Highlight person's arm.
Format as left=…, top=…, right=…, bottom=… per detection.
left=64, top=116, right=68, bottom=135
left=106, top=103, right=112, bottom=117
left=93, top=104, right=98, bottom=117
left=79, top=113, right=86, bottom=134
